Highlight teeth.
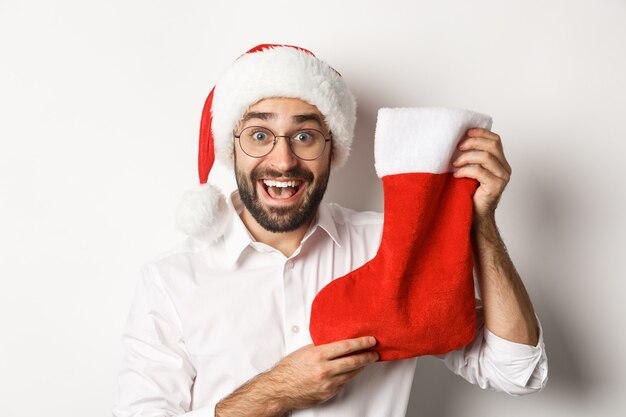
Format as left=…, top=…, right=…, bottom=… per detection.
left=263, top=180, right=302, bottom=188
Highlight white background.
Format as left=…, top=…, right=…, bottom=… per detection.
left=1, top=0, right=625, bottom=416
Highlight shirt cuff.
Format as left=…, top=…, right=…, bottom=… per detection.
left=483, top=317, right=546, bottom=387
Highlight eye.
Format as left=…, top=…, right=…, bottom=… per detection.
left=293, top=131, right=314, bottom=143
left=252, top=131, right=268, bottom=141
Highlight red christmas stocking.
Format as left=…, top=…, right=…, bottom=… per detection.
left=310, top=107, right=493, bottom=361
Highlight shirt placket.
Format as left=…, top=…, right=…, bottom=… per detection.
left=282, top=256, right=310, bottom=354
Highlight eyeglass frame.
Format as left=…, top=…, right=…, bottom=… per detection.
left=233, top=126, right=332, bottom=161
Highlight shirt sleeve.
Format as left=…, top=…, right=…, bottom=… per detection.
left=113, top=264, right=209, bottom=417
left=435, top=303, right=548, bottom=396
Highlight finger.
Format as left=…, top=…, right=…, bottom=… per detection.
left=330, top=350, right=379, bottom=375
left=458, top=136, right=501, bottom=152
left=453, top=165, right=507, bottom=193
left=333, top=368, right=366, bottom=385
left=453, top=151, right=510, bottom=181
left=316, top=368, right=365, bottom=402
left=320, top=336, right=377, bottom=360
left=458, top=137, right=511, bottom=173
left=467, top=128, right=500, bottom=141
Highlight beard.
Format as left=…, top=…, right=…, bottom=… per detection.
left=235, top=160, right=330, bottom=233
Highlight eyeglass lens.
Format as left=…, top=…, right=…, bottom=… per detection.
left=238, top=126, right=328, bottom=160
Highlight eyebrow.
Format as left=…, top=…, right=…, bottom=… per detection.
left=242, top=112, right=324, bottom=127
left=241, top=112, right=274, bottom=122
left=293, top=113, right=324, bottom=126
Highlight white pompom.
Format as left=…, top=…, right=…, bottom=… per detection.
left=176, top=183, right=231, bottom=242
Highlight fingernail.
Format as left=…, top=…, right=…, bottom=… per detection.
left=369, top=337, right=377, bottom=345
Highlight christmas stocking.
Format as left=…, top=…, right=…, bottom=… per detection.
left=309, top=107, right=493, bottom=361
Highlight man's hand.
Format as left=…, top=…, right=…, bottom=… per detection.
left=215, top=336, right=379, bottom=416
left=452, top=128, right=539, bottom=346
left=453, top=128, right=512, bottom=222
left=268, top=336, right=379, bottom=410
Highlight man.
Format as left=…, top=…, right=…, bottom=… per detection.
left=114, top=44, right=547, bottom=417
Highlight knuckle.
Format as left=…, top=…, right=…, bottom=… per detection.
left=321, top=385, right=337, bottom=401
left=313, top=365, right=330, bottom=380
left=469, top=165, right=480, bottom=174
left=346, top=356, right=359, bottom=368
left=337, top=340, right=350, bottom=352
left=310, top=349, right=324, bottom=362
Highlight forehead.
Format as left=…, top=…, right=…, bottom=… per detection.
left=245, top=97, right=323, bottom=117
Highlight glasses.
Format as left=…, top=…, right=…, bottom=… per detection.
left=234, top=126, right=331, bottom=160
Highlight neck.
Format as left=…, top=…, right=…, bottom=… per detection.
left=240, top=208, right=313, bottom=257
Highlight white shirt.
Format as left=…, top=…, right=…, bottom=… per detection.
left=114, top=192, right=548, bottom=417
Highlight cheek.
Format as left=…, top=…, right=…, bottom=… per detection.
left=234, top=151, right=258, bottom=178
left=311, top=158, right=331, bottom=179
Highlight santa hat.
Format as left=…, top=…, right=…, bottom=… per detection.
left=176, top=44, right=357, bottom=241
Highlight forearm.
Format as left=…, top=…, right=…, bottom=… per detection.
left=215, top=338, right=377, bottom=416
left=215, top=371, right=288, bottom=417
left=471, top=216, right=539, bottom=346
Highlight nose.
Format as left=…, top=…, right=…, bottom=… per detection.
left=266, top=136, right=298, bottom=171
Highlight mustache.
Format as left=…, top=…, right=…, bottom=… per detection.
left=251, top=167, right=314, bottom=182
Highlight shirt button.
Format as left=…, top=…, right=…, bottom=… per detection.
left=285, top=260, right=294, bottom=270
left=291, top=325, right=300, bottom=334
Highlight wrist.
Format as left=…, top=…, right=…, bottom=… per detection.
left=472, top=213, right=498, bottom=237
left=214, top=370, right=289, bottom=417
left=471, top=215, right=506, bottom=259
left=257, top=369, right=291, bottom=415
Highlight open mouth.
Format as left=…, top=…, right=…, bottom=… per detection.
left=260, top=179, right=304, bottom=201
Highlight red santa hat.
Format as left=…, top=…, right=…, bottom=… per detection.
left=176, top=44, right=357, bottom=241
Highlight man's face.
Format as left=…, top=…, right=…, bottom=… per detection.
left=234, top=97, right=332, bottom=233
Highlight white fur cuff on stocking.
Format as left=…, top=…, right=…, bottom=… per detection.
left=374, top=107, right=493, bottom=177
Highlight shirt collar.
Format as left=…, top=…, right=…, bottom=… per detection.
left=222, top=191, right=342, bottom=267
left=307, top=200, right=342, bottom=248
left=221, top=191, right=255, bottom=267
